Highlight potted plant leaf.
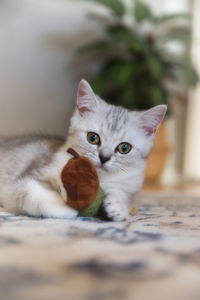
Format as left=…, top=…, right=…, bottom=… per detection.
left=79, top=0, right=199, bottom=184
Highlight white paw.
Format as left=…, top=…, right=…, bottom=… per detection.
left=42, top=205, right=78, bottom=219
left=55, top=206, right=78, bottom=219
left=103, top=198, right=129, bottom=222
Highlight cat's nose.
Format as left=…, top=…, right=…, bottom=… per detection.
left=99, top=153, right=111, bottom=164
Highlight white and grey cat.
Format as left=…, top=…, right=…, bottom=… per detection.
left=0, top=79, right=167, bottom=221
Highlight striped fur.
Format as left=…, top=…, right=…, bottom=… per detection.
left=0, top=80, right=167, bottom=221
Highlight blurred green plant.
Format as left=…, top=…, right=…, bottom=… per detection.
left=79, top=0, right=199, bottom=110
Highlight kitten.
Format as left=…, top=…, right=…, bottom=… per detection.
left=0, top=79, right=167, bottom=221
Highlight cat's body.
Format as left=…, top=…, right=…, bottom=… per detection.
left=0, top=80, right=167, bottom=221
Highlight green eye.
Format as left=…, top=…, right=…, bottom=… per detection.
left=87, top=132, right=100, bottom=145
left=117, top=143, right=132, bottom=154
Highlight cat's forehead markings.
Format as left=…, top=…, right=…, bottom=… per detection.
left=106, top=106, right=128, bottom=132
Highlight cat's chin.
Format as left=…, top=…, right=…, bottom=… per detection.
left=96, top=164, right=118, bottom=173
left=98, top=165, right=109, bottom=172
left=87, top=159, right=115, bottom=173
left=94, top=162, right=109, bottom=172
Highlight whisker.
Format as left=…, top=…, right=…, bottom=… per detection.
left=109, top=162, right=128, bottom=173
left=77, top=145, right=96, bottom=157
left=75, top=144, right=128, bottom=173
left=115, top=160, right=128, bottom=172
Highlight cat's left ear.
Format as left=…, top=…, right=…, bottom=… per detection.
left=140, top=105, right=167, bottom=135
left=77, top=79, right=98, bottom=114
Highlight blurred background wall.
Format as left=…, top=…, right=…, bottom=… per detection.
left=184, top=0, right=200, bottom=180
left=0, top=0, right=101, bottom=137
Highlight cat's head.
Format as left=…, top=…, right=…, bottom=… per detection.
left=67, top=79, right=167, bottom=173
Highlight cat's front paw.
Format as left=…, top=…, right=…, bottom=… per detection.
left=43, top=205, right=78, bottom=219
left=103, top=197, right=129, bottom=222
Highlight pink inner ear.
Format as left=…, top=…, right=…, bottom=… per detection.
left=141, top=105, right=167, bottom=136
left=77, top=79, right=96, bottom=114
left=142, top=126, right=156, bottom=135
left=77, top=85, right=91, bottom=113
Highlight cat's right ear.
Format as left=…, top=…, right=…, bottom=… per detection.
left=77, top=79, right=98, bottom=114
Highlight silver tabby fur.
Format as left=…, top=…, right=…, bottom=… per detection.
left=0, top=80, right=167, bottom=221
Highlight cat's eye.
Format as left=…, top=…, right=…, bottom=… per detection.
left=87, top=132, right=100, bottom=145
left=117, top=142, right=132, bottom=154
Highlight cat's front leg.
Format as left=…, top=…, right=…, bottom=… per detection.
left=103, top=190, right=130, bottom=222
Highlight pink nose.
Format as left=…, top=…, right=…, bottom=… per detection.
left=99, top=153, right=111, bottom=164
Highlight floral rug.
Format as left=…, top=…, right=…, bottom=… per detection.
left=0, top=191, right=200, bottom=300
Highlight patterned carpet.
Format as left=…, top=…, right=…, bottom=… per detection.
left=0, top=191, right=200, bottom=300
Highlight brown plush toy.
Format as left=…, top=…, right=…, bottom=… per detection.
left=61, top=148, right=104, bottom=217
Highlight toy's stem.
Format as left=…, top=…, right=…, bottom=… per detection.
left=67, top=148, right=80, bottom=159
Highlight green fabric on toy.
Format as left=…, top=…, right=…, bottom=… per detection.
left=61, top=148, right=105, bottom=217
left=78, top=187, right=104, bottom=217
